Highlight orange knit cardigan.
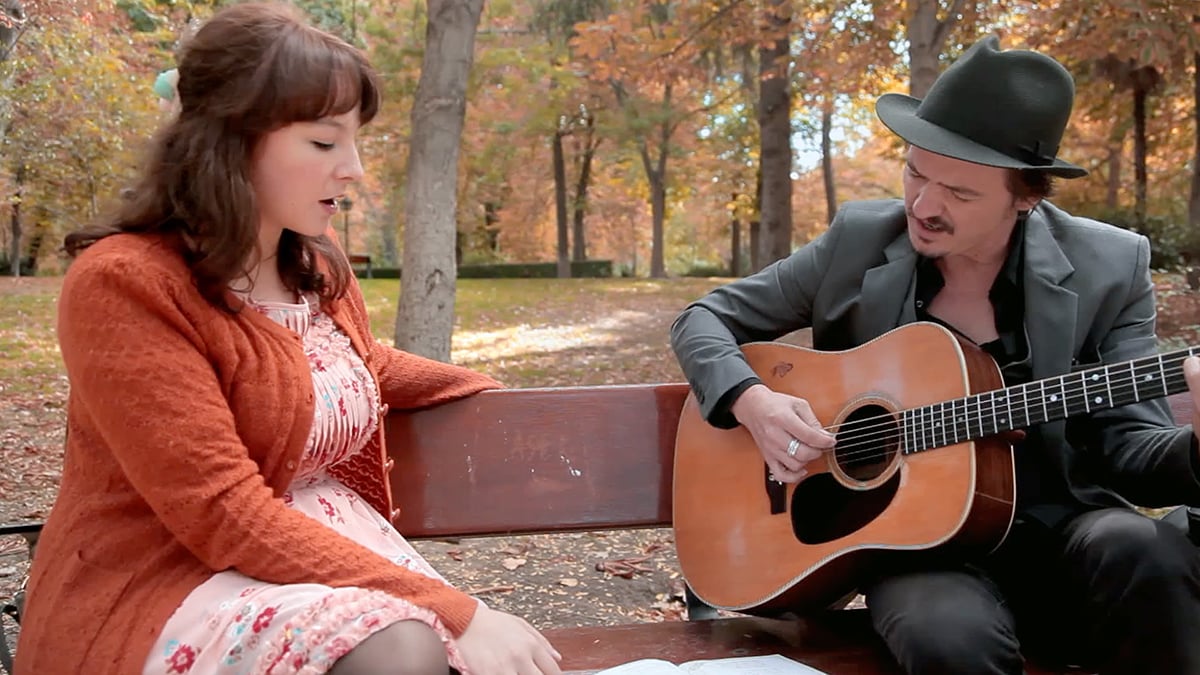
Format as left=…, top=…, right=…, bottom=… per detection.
left=15, top=233, right=501, bottom=674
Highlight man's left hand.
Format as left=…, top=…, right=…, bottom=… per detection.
left=1184, top=356, right=1200, bottom=445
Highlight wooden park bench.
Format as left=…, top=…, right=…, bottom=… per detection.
left=348, top=253, right=373, bottom=278
left=387, top=385, right=1197, bottom=675
left=2, top=387, right=1195, bottom=674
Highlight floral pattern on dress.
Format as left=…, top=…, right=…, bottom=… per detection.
left=144, top=299, right=471, bottom=675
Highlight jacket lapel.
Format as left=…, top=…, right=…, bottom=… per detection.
left=858, top=233, right=919, bottom=341
left=1022, top=210, right=1078, bottom=380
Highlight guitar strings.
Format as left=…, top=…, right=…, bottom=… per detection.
left=801, top=361, right=1194, bottom=467
left=827, top=368, right=1188, bottom=464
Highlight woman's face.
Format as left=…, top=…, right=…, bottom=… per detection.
left=249, top=109, right=363, bottom=243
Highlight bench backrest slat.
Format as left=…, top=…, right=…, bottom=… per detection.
left=387, top=385, right=1193, bottom=539
left=387, top=383, right=691, bottom=538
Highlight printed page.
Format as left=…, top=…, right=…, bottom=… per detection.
left=677, top=654, right=830, bottom=675
left=593, top=659, right=683, bottom=675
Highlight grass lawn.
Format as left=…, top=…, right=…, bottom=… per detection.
left=0, top=276, right=731, bottom=399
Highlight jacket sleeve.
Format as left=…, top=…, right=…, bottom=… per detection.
left=1074, top=235, right=1200, bottom=506
left=670, top=213, right=844, bottom=428
left=57, top=252, right=481, bottom=634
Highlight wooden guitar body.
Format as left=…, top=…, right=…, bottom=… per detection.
left=673, top=322, right=1017, bottom=614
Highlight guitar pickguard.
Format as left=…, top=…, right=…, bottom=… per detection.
left=791, top=470, right=900, bottom=545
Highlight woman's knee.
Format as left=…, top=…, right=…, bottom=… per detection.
left=330, top=619, right=449, bottom=675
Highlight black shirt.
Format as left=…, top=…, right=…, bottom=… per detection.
left=913, top=220, right=1079, bottom=526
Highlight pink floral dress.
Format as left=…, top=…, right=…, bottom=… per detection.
left=144, top=298, right=471, bottom=675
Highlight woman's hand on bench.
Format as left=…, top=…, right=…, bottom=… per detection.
left=458, top=605, right=562, bottom=675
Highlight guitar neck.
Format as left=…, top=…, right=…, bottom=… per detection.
left=902, top=346, right=1198, bottom=454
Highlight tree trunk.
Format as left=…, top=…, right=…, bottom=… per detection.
left=905, top=0, right=965, bottom=98
left=629, top=215, right=638, bottom=277
left=758, top=0, right=792, bottom=267
left=1189, top=47, right=1200, bottom=231
left=0, top=0, right=25, bottom=139
left=1132, top=84, right=1148, bottom=233
left=553, top=129, right=570, bottom=277
left=382, top=196, right=400, bottom=265
left=730, top=217, right=741, bottom=277
left=1188, top=44, right=1200, bottom=289
left=571, top=116, right=597, bottom=262
left=821, top=98, right=837, bottom=224
left=484, top=201, right=501, bottom=253
left=749, top=220, right=761, bottom=273
left=648, top=168, right=667, bottom=278
left=8, top=193, right=19, bottom=277
left=1106, top=140, right=1122, bottom=211
left=8, top=163, right=23, bottom=277
left=396, top=0, right=483, bottom=361
left=25, top=220, right=43, bottom=274
left=750, top=167, right=763, bottom=272
left=633, top=84, right=673, bottom=279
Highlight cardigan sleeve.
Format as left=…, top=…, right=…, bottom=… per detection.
left=56, top=247, right=481, bottom=634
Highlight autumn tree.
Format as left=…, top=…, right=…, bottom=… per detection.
left=903, top=0, right=969, bottom=97
left=574, top=1, right=736, bottom=278
left=2, top=1, right=167, bottom=275
left=532, top=0, right=611, bottom=276
left=359, top=1, right=428, bottom=265
left=8, top=0, right=1199, bottom=282
left=0, top=0, right=25, bottom=274
left=1023, top=1, right=1199, bottom=239
left=789, top=0, right=901, bottom=228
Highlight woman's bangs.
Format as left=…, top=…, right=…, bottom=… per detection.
left=273, top=36, right=378, bottom=124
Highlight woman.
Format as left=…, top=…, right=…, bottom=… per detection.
left=15, top=4, right=561, bottom=674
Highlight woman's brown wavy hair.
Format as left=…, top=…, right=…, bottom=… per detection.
left=64, top=1, right=381, bottom=310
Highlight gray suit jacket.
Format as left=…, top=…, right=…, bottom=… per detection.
left=671, top=199, right=1200, bottom=512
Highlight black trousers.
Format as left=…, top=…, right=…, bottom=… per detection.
left=863, top=508, right=1200, bottom=675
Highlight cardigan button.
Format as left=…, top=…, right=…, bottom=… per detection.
left=390, top=508, right=401, bottom=522
left=385, top=458, right=396, bottom=473
left=286, top=460, right=296, bottom=470
left=379, top=403, right=390, bottom=416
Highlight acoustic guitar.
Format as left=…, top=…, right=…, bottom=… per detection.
left=672, top=321, right=1197, bottom=615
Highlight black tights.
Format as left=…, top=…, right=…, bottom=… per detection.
left=329, top=619, right=450, bottom=675
left=865, top=508, right=1200, bottom=675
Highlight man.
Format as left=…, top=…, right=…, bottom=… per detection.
left=671, top=36, right=1200, bottom=675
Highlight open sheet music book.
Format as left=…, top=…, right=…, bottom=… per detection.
left=594, top=654, right=830, bottom=675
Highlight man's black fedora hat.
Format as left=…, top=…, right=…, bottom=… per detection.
left=876, top=36, right=1087, bottom=179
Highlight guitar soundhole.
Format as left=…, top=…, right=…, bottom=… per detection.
left=833, top=403, right=898, bottom=482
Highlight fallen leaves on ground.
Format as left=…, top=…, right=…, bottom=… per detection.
left=595, top=554, right=656, bottom=579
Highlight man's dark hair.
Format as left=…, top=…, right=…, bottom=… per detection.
left=1008, top=169, right=1056, bottom=202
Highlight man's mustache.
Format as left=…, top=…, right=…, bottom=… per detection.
left=909, top=212, right=954, bottom=234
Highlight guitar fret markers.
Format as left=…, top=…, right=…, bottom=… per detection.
left=901, top=346, right=1197, bottom=454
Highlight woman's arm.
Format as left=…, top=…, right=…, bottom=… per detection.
left=58, top=247, right=480, bottom=634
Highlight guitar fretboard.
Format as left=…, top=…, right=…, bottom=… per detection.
left=901, top=346, right=1198, bottom=454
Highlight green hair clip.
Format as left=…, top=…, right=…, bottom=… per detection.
left=153, top=68, right=179, bottom=101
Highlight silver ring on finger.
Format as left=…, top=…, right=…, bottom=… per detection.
left=786, top=437, right=800, bottom=458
